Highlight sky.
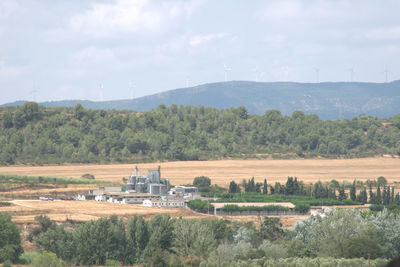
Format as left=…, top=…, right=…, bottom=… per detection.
left=0, top=0, right=399, bottom=104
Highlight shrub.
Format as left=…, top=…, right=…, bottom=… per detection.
left=294, top=203, right=310, bottom=214
left=105, top=259, right=121, bottom=266
left=18, top=252, right=40, bottom=264
left=31, top=252, right=66, bottom=267
left=81, top=173, right=95, bottom=179
left=369, top=205, right=384, bottom=212
left=188, top=199, right=213, bottom=213
left=221, top=204, right=289, bottom=212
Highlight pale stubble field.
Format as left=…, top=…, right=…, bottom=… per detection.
left=1, top=157, right=399, bottom=186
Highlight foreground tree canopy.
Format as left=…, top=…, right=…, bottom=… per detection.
left=0, top=212, right=23, bottom=263
left=1, top=102, right=400, bottom=164
left=25, top=208, right=399, bottom=266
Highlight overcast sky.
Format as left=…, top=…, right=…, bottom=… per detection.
left=1, top=0, right=399, bottom=104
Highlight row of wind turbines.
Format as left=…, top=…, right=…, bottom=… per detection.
left=28, top=65, right=394, bottom=102
left=224, top=64, right=392, bottom=84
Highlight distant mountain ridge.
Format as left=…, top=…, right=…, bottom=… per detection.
left=3, top=80, right=400, bottom=120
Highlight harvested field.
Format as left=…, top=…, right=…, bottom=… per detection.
left=0, top=200, right=304, bottom=228
left=2, top=200, right=199, bottom=224
left=0, top=184, right=97, bottom=200
left=1, top=157, right=400, bottom=186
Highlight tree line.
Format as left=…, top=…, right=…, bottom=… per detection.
left=1, top=102, right=400, bottom=164
left=2, top=208, right=400, bottom=266
left=227, top=176, right=399, bottom=206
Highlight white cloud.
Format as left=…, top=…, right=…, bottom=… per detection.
left=46, top=0, right=205, bottom=41
left=189, top=33, right=228, bottom=47
left=69, top=0, right=161, bottom=38
left=73, top=46, right=115, bottom=63
left=0, top=60, right=25, bottom=79
left=0, top=0, right=19, bottom=19
left=364, top=26, right=400, bottom=41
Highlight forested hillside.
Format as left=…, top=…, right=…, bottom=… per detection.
left=4, top=80, right=400, bottom=120
left=1, top=102, right=400, bottom=165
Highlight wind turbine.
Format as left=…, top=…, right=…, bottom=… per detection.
left=347, top=67, right=355, bottom=82
left=129, top=80, right=136, bottom=99
left=224, top=64, right=231, bottom=82
left=382, top=66, right=390, bottom=83
left=253, top=66, right=264, bottom=82
left=30, top=89, right=38, bottom=102
left=30, top=82, right=39, bottom=102
left=185, top=76, right=189, bottom=88
left=99, top=84, right=104, bottom=102
left=314, top=67, right=320, bottom=83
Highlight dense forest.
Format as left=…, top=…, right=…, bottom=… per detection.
left=1, top=102, right=400, bottom=165
left=0, top=209, right=396, bottom=266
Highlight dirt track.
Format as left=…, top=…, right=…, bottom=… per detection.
left=1, top=157, right=399, bottom=186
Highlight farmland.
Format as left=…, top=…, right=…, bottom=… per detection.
left=1, top=157, right=399, bottom=186
left=0, top=200, right=303, bottom=229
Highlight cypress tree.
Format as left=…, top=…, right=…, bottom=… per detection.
left=350, top=180, right=356, bottom=201
left=382, top=186, right=387, bottom=205
left=386, top=186, right=391, bottom=205
left=262, top=179, right=268, bottom=194
left=294, top=177, right=299, bottom=195
left=338, top=185, right=346, bottom=201
left=285, top=177, right=294, bottom=195
left=269, top=185, right=275, bottom=194
left=376, top=185, right=382, bottom=205
left=392, top=186, right=395, bottom=204
left=357, top=187, right=368, bottom=204
left=369, top=184, right=375, bottom=204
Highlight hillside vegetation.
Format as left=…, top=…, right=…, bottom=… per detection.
left=1, top=102, right=400, bottom=165
left=4, top=80, right=400, bottom=120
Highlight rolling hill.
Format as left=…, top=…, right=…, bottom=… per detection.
left=3, top=80, right=400, bottom=120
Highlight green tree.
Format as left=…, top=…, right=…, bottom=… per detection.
left=31, top=252, right=67, bottom=267
left=173, top=219, right=216, bottom=260
left=34, top=225, right=74, bottom=262
left=377, top=176, right=387, bottom=187
left=2, top=112, right=13, bottom=128
left=343, top=223, right=383, bottom=259
left=338, top=185, right=346, bottom=201
left=350, top=180, right=356, bottom=201
left=127, top=215, right=149, bottom=264
left=193, top=176, right=211, bottom=192
left=229, top=181, right=240, bottom=193
left=0, top=212, right=23, bottom=263
left=262, top=179, right=268, bottom=195
left=143, top=214, right=173, bottom=260
left=259, top=217, right=284, bottom=241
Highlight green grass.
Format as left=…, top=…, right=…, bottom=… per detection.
left=0, top=201, right=11, bottom=206
left=202, top=192, right=361, bottom=207
left=221, top=204, right=289, bottom=212
left=0, top=173, right=108, bottom=185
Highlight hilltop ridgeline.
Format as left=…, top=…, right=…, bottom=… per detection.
left=1, top=102, right=400, bottom=165
left=3, top=80, right=400, bottom=120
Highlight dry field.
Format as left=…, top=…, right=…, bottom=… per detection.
left=1, top=157, right=400, bottom=186
left=1, top=200, right=199, bottom=224
left=0, top=200, right=303, bottom=228
left=1, top=157, right=399, bottom=230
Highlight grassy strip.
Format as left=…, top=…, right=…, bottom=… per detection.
left=202, top=192, right=361, bottom=206
left=0, top=201, right=11, bottom=206
left=221, top=204, right=289, bottom=212
left=0, top=174, right=108, bottom=185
